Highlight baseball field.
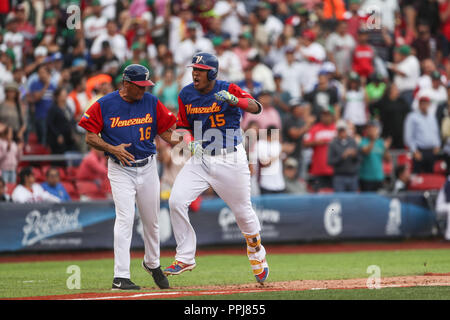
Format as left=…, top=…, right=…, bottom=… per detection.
left=1, top=240, right=450, bottom=300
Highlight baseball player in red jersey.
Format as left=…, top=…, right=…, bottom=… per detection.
left=78, top=64, right=177, bottom=290
left=164, top=52, right=270, bottom=284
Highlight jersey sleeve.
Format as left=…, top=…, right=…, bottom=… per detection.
left=78, top=101, right=103, bottom=134
left=228, top=83, right=255, bottom=100
left=156, top=100, right=177, bottom=134
left=176, top=96, right=191, bottom=129
left=229, top=83, right=262, bottom=114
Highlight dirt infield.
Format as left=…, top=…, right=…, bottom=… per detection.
left=2, top=240, right=450, bottom=264
left=10, top=275, right=450, bottom=300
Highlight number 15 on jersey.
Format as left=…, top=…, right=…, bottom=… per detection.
left=209, top=114, right=225, bottom=128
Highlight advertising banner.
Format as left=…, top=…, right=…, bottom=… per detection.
left=0, top=192, right=437, bottom=252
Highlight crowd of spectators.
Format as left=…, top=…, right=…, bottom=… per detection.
left=1, top=0, right=450, bottom=202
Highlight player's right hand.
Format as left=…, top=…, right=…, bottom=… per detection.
left=112, top=143, right=135, bottom=166
left=188, top=141, right=203, bottom=158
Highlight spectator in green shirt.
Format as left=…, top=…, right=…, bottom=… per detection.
left=152, top=67, right=180, bottom=112
left=359, top=120, right=392, bottom=192
left=366, top=73, right=386, bottom=105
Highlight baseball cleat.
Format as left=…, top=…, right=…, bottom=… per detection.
left=111, top=277, right=141, bottom=290
left=142, top=261, right=170, bottom=289
left=250, top=259, right=269, bottom=284
left=255, top=267, right=269, bottom=284
left=163, top=260, right=196, bottom=275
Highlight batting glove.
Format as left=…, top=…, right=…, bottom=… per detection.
left=188, top=141, right=204, bottom=157
left=214, top=90, right=238, bottom=105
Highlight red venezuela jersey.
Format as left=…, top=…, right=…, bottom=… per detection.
left=78, top=91, right=176, bottom=161
left=177, top=80, right=254, bottom=149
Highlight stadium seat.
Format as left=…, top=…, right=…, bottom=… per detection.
left=41, top=165, right=50, bottom=177
left=57, top=167, right=67, bottom=181
left=408, top=173, right=446, bottom=191
left=433, top=160, right=447, bottom=175
left=32, top=167, right=45, bottom=182
left=62, top=181, right=79, bottom=200
left=396, top=152, right=412, bottom=168
left=39, top=165, right=67, bottom=180
left=5, top=183, right=16, bottom=195
left=65, top=167, right=79, bottom=181
left=23, top=143, right=50, bottom=155
left=383, top=160, right=393, bottom=176
left=318, top=188, right=334, bottom=194
left=27, top=132, right=38, bottom=145
left=76, top=181, right=106, bottom=199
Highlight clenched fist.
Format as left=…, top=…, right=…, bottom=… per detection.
left=214, top=90, right=238, bottom=105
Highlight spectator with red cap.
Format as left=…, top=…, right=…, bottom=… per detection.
left=404, top=95, right=441, bottom=173
left=303, top=105, right=337, bottom=191
left=351, top=28, right=375, bottom=82
left=297, top=29, right=326, bottom=94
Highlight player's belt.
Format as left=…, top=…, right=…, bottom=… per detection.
left=204, top=145, right=237, bottom=156
left=112, top=155, right=153, bottom=167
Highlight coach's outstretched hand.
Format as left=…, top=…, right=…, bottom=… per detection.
left=188, top=141, right=204, bottom=158
left=214, top=90, right=238, bottom=105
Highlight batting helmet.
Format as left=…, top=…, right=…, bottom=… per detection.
left=188, top=52, right=218, bottom=81
left=123, top=64, right=154, bottom=87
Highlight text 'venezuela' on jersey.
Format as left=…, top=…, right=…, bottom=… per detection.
left=78, top=91, right=176, bottom=161
left=177, top=80, right=255, bottom=150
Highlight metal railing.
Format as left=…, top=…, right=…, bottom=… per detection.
left=19, top=153, right=87, bottom=167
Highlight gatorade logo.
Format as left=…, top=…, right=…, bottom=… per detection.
left=324, top=201, right=342, bottom=236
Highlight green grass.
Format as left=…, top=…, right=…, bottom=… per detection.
left=1, top=249, right=450, bottom=299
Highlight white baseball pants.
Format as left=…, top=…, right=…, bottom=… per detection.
left=168, top=144, right=265, bottom=264
left=108, top=156, right=161, bottom=279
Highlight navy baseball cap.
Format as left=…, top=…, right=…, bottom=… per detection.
left=123, top=64, right=154, bottom=87
left=188, top=52, right=218, bottom=71
left=187, top=52, right=219, bottom=80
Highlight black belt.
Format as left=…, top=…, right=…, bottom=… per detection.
left=112, top=155, right=152, bottom=167
left=204, top=146, right=237, bottom=156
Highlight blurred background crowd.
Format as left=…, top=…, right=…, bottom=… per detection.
left=1, top=0, right=450, bottom=203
